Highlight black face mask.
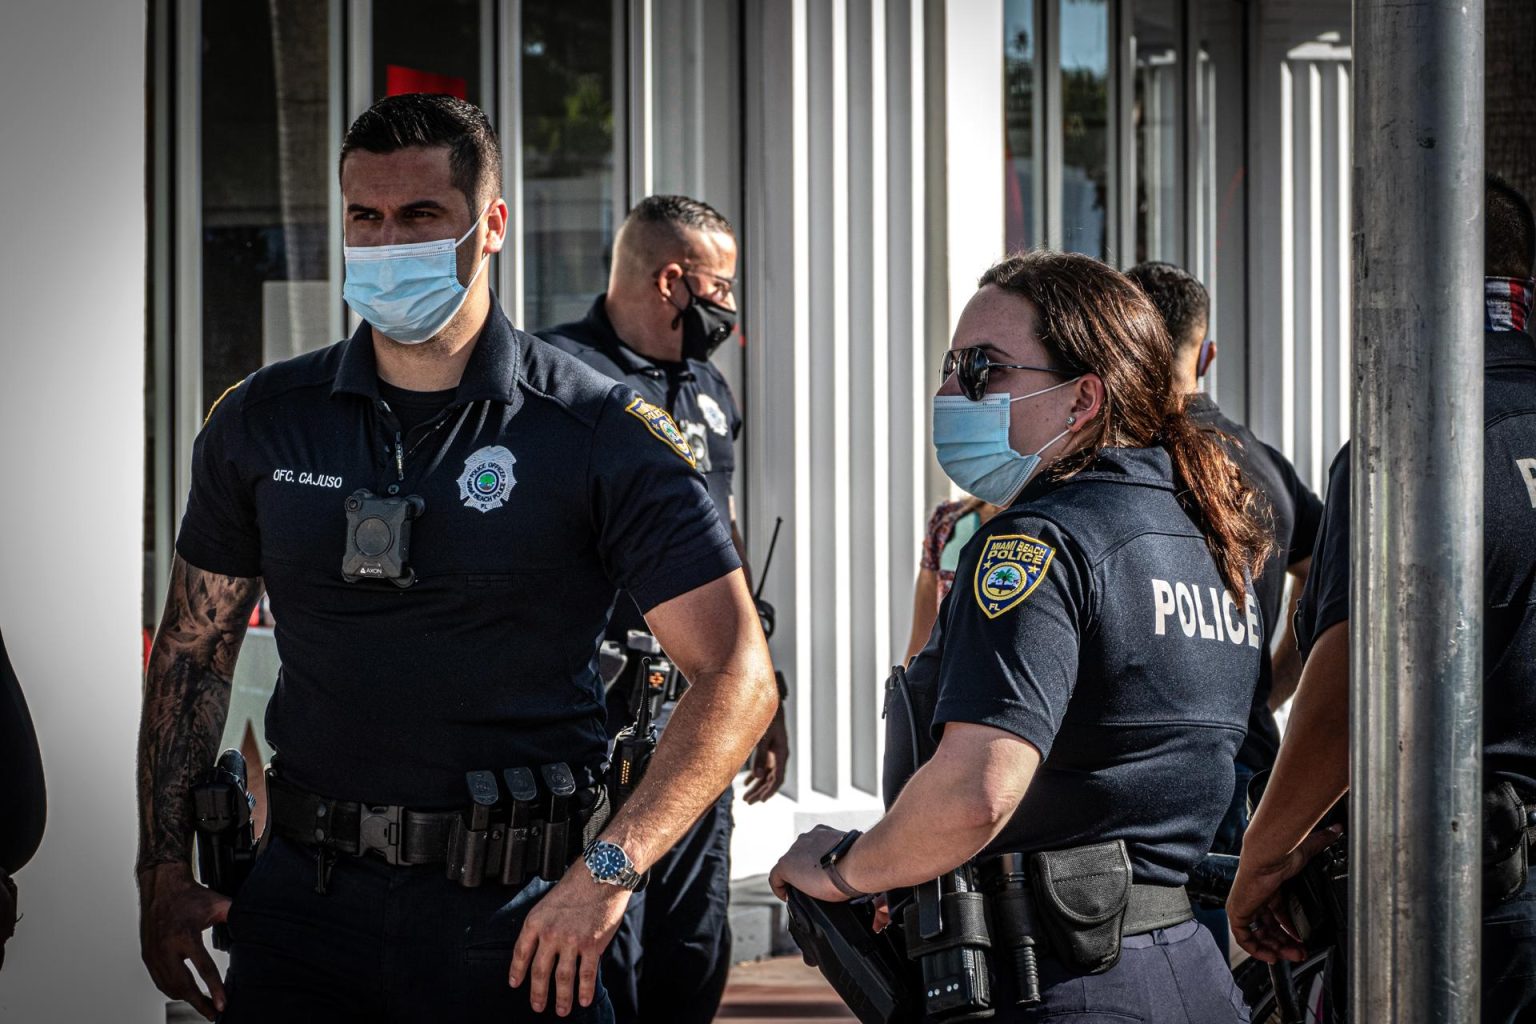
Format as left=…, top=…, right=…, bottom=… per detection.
left=671, top=276, right=738, bottom=361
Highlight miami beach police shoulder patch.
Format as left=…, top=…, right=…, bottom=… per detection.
left=974, top=533, right=1056, bottom=619
left=624, top=396, right=697, bottom=468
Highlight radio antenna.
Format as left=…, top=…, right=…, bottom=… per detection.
left=752, top=517, right=784, bottom=603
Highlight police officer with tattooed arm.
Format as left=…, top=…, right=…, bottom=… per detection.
left=773, top=252, right=1270, bottom=1021
left=1230, top=177, right=1536, bottom=1023
left=136, top=94, right=777, bottom=1022
left=538, top=194, right=790, bottom=1024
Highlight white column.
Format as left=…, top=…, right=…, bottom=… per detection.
left=731, top=0, right=942, bottom=875
left=943, top=0, right=1005, bottom=330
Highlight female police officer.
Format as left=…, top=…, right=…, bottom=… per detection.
left=771, top=250, right=1269, bottom=1022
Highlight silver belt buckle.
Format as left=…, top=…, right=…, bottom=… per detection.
left=358, top=805, right=404, bottom=865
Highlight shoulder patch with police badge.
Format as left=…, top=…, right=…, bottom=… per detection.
left=974, top=533, right=1056, bottom=619
left=457, top=445, right=517, bottom=513
left=625, top=396, right=697, bottom=467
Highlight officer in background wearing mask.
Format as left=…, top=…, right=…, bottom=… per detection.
left=1231, top=176, right=1536, bottom=1024
left=772, top=251, right=1269, bottom=1021
left=538, top=194, right=791, bottom=1024
left=1127, top=261, right=1322, bottom=955
left=135, top=94, right=778, bottom=1022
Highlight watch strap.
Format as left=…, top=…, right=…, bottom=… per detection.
left=819, top=829, right=867, bottom=899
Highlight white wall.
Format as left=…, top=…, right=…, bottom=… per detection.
left=730, top=0, right=945, bottom=875
left=0, top=3, right=158, bottom=1022
left=1244, top=1, right=1354, bottom=490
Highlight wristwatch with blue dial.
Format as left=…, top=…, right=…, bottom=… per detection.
left=583, top=840, right=642, bottom=891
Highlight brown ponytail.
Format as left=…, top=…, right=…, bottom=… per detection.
left=977, top=250, right=1272, bottom=595
left=1158, top=399, right=1273, bottom=596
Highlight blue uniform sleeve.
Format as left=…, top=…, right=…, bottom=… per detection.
left=174, top=380, right=263, bottom=578
left=1297, top=445, right=1351, bottom=660
left=588, top=386, right=741, bottom=612
left=931, top=517, right=1090, bottom=759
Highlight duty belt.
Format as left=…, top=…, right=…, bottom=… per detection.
left=978, top=856, right=1194, bottom=939
left=266, top=767, right=611, bottom=894
left=267, top=774, right=458, bottom=866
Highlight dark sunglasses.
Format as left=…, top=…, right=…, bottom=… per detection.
left=942, top=347, right=1072, bottom=401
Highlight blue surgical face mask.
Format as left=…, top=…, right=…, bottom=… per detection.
left=343, top=202, right=491, bottom=344
left=932, top=377, right=1079, bottom=507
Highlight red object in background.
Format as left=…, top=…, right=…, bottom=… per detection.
left=386, top=65, right=468, bottom=100
left=143, top=627, right=152, bottom=670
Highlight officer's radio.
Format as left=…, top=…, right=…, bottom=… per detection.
left=608, top=632, right=678, bottom=813
left=341, top=488, right=425, bottom=587
left=899, top=867, right=995, bottom=1021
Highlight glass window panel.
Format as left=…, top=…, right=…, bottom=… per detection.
left=1004, top=0, right=1037, bottom=253
left=521, top=0, right=619, bottom=331
left=1133, top=0, right=1181, bottom=265
left=1060, top=0, right=1110, bottom=259
left=200, top=0, right=332, bottom=406
left=372, top=0, right=484, bottom=109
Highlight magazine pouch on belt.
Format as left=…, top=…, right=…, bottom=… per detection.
left=1029, top=839, right=1132, bottom=975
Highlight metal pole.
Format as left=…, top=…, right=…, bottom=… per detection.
left=1351, top=1, right=1484, bottom=1022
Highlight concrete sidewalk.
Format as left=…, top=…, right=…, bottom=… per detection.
left=716, top=956, right=855, bottom=1022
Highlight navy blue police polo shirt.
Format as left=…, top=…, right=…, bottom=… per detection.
left=174, top=304, right=740, bottom=807
left=1188, top=393, right=1323, bottom=769
left=1297, top=329, right=1536, bottom=795
left=896, top=448, right=1263, bottom=886
left=537, top=296, right=742, bottom=642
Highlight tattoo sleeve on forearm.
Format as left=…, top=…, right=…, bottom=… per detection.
left=136, top=556, right=262, bottom=874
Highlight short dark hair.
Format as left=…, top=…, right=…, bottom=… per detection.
left=339, top=94, right=502, bottom=214
left=1124, top=261, right=1210, bottom=353
left=1488, top=174, right=1535, bottom=279
left=623, top=194, right=735, bottom=239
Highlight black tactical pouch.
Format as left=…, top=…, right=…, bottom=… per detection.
left=1029, top=840, right=1133, bottom=975
left=1484, top=782, right=1530, bottom=907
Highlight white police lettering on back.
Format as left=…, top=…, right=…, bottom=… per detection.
left=1149, top=578, right=1262, bottom=648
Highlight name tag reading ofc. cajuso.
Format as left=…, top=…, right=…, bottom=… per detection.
left=272, top=468, right=346, bottom=489
left=1149, top=578, right=1263, bottom=647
